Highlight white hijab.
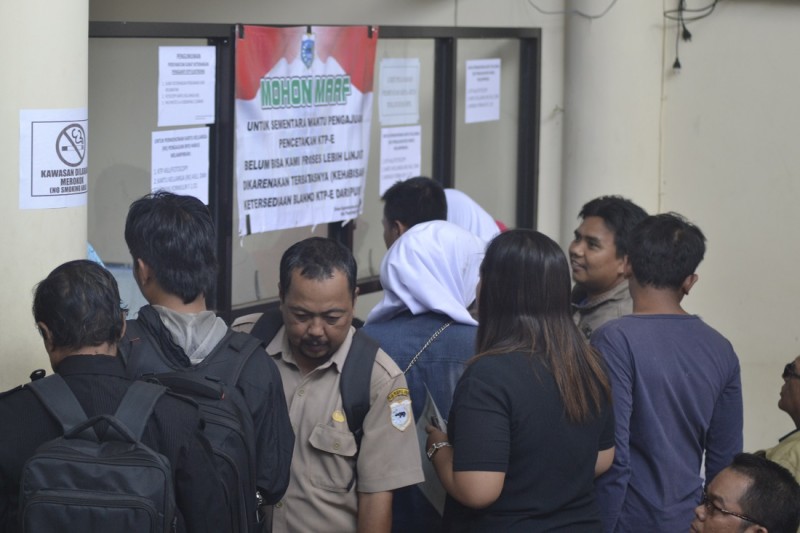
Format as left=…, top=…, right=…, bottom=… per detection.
left=366, top=220, right=485, bottom=326
left=445, top=188, right=501, bottom=242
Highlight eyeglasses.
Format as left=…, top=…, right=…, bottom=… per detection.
left=783, top=362, right=800, bottom=380
left=701, top=493, right=764, bottom=527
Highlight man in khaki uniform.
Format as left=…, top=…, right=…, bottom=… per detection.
left=234, top=237, right=424, bottom=533
left=568, top=195, right=647, bottom=340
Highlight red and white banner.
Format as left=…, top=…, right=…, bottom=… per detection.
left=235, top=25, right=378, bottom=234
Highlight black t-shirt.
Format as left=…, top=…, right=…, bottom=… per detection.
left=443, top=351, right=614, bottom=532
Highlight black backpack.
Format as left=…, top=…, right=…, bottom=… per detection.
left=119, top=323, right=262, bottom=533
left=247, top=308, right=378, bottom=450
left=21, top=375, right=175, bottom=533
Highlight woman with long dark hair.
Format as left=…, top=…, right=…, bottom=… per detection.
left=426, top=229, right=615, bottom=532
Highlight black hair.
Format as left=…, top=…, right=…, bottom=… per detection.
left=476, top=229, right=611, bottom=423
left=628, top=212, right=706, bottom=290
left=382, top=176, right=447, bottom=228
left=578, top=196, right=648, bottom=258
left=124, top=191, right=217, bottom=304
left=279, top=237, right=357, bottom=299
left=33, top=260, right=125, bottom=351
left=729, top=453, right=800, bottom=533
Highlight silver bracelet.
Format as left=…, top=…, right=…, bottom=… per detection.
left=426, top=441, right=452, bottom=461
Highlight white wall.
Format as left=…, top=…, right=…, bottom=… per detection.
left=659, top=0, right=800, bottom=450
left=0, top=0, right=89, bottom=390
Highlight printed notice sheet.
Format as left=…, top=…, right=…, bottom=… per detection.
left=151, top=127, right=210, bottom=204
left=465, top=58, right=501, bottom=124
left=19, top=108, right=88, bottom=209
left=379, top=58, right=420, bottom=126
left=158, top=46, right=216, bottom=127
left=379, top=125, right=421, bottom=195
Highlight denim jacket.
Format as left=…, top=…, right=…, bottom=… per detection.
left=362, top=310, right=477, bottom=533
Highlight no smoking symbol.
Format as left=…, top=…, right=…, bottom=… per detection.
left=56, top=123, right=86, bottom=167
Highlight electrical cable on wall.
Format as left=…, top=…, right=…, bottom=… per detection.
left=527, top=0, right=619, bottom=20
left=664, top=0, right=720, bottom=70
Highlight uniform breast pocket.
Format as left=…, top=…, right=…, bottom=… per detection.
left=307, top=424, right=358, bottom=492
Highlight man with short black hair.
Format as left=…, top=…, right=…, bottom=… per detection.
left=381, top=176, right=447, bottom=248
left=0, top=260, right=226, bottom=532
left=235, top=237, right=424, bottom=533
left=569, top=195, right=647, bottom=340
left=691, top=453, right=800, bottom=533
left=121, top=191, right=294, bottom=521
left=592, top=213, right=743, bottom=532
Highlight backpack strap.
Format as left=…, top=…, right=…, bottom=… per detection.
left=118, top=318, right=169, bottom=378
left=247, top=308, right=378, bottom=451
left=194, top=330, right=263, bottom=387
left=117, top=318, right=144, bottom=367
left=340, top=330, right=380, bottom=451
left=248, top=308, right=284, bottom=346
left=112, top=381, right=167, bottom=440
left=27, top=374, right=95, bottom=440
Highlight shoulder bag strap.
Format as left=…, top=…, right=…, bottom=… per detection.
left=403, top=321, right=453, bottom=374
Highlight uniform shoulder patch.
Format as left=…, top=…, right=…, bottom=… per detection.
left=387, top=387, right=409, bottom=403
left=387, top=388, right=411, bottom=431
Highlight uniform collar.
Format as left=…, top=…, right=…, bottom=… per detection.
left=571, top=279, right=630, bottom=312
left=267, top=325, right=356, bottom=374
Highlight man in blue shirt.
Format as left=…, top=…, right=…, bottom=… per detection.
left=592, top=213, right=743, bottom=532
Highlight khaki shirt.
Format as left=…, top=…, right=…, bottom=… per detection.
left=571, top=279, right=633, bottom=341
left=267, top=326, right=424, bottom=533
left=764, top=429, right=800, bottom=483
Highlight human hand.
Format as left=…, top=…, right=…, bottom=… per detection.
left=425, top=423, right=448, bottom=449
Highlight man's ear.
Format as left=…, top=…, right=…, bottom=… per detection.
left=352, top=286, right=360, bottom=305
left=36, top=322, right=53, bottom=351
left=621, top=255, right=633, bottom=278
left=134, top=258, right=153, bottom=285
left=394, top=220, right=408, bottom=238
left=681, top=273, right=699, bottom=296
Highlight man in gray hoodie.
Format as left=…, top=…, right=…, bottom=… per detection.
left=121, top=191, right=294, bottom=528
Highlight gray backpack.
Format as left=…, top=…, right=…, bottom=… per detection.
left=20, top=374, right=176, bottom=532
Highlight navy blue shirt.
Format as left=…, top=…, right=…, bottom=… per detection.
left=592, top=314, right=743, bottom=533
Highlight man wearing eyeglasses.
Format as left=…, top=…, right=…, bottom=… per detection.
left=690, top=453, right=800, bottom=533
left=758, top=356, right=800, bottom=482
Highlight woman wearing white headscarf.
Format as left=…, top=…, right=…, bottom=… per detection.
left=445, top=188, right=502, bottom=242
left=362, top=219, right=485, bottom=533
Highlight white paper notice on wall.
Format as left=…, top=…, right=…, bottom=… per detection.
left=19, top=108, right=88, bottom=210
left=158, top=46, right=216, bottom=127
left=380, top=126, right=422, bottom=196
left=151, top=127, right=210, bottom=204
left=379, top=58, right=421, bottom=126
left=465, top=58, right=501, bottom=124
